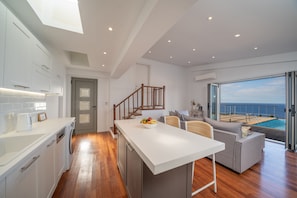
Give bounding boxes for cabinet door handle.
[47,140,55,147]
[41,65,49,70]
[14,84,30,89]
[13,22,30,39]
[126,143,133,152]
[21,155,40,172]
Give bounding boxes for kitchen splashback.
[0,88,46,134]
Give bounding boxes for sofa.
[160,110,265,173]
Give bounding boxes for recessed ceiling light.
[103,51,107,55]
[187,61,191,64]
[102,64,105,67]
[108,27,113,31]
[234,34,241,38]
[192,48,196,52]
[148,50,152,54]
[212,56,216,59]
[208,16,213,21]
[168,40,171,43]
[169,56,173,59]
[254,47,258,50]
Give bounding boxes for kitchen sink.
[0,134,44,166]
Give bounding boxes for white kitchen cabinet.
[50,73,64,95]
[6,150,40,198]
[0,1,6,87]
[4,9,32,90]
[32,37,52,71]
[38,135,56,198]
[31,37,51,92]
[0,177,5,198]
[55,129,66,182]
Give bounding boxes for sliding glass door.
[286,71,297,151]
[207,83,220,120]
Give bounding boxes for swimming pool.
[254,119,286,130]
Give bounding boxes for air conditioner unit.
[194,72,216,81]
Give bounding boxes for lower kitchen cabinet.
[117,131,192,198]
[126,143,142,198]
[0,177,5,198]
[38,136,55,198]
[117,131,127,183]
[55,129,66,181]
[6,150,40,198]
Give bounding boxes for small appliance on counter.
[16,113,32,132]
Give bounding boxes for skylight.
[27,0,83,34]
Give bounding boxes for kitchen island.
[115,119,225,198]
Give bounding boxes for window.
[220,76,286,141]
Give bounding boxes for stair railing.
[113,84,165,134]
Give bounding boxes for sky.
[220,76,285,104]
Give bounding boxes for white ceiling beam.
[110,0,199,78]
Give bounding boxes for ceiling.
[2,0,297,78]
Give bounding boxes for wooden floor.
[53,132,297,198]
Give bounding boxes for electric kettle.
[16,113,32,132]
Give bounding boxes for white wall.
[187,51,297,111]
[110,59,188,123]
[141,58,188,111]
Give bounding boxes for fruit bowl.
[142,123,157,129]
[140,117,157,129]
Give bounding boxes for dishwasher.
[55,127,66,180]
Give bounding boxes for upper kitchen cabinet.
[0,1,6,87]
[32,37,52,71]
[31,37,52,92]
[50,72,64,95]
[4,9,33,90]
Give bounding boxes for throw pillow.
[169,111,177,116]
[241,126,253,138]
[175,110,184,121]
[175,110,189,121]
[204,117,243,137]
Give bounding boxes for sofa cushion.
[204,117,243,137]
[183,115,204,121]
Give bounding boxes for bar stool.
[185,120,217,196]
[164,115,180,128]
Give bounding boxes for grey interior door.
[71,78,97,134]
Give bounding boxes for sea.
[220,103,286,119]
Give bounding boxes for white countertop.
[115,119,225,175]
[0,117,75,180]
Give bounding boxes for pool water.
[254,119,286,130]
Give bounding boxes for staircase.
[112,84,165,136]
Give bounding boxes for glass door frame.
[207,83,220,120]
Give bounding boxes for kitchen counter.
[115,119,225,175]
[115,119,225,198]
[0,117,75,180]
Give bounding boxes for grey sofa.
[204,117,265,173]
[160,113,265,173]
